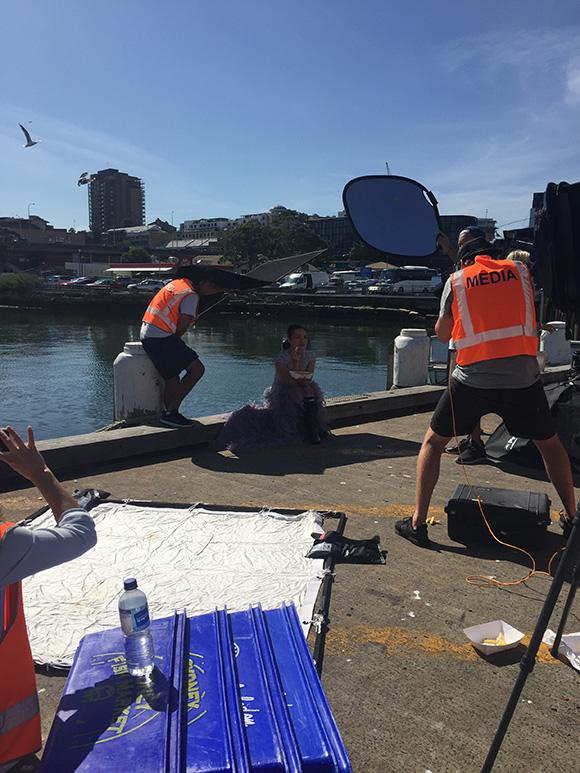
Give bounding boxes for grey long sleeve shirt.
[0,509,96,773]
[0,508,97,631]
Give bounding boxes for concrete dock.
[1,406,579,772]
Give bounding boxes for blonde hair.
[506,249,530,263]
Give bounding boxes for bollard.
[393,329,430,387]
[536,351,546,373]
[113,342,164,422]
[539,321,571,366]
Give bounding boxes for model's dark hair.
[282,324,308,349]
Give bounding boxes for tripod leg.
[481,510,580,773]
[550,557,579,656]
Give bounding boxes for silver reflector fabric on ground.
[23,503,325,668]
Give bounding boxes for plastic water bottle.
[118,577,155,677]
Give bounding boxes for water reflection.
[0,307,396,440]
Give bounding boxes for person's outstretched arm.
[0,426,97,586]
[0,426,79,522]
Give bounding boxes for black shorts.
[141,335,199,380]
[430,378,555,441]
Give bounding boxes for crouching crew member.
[140,267,227,428]
[395,237,577,547]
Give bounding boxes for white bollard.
[393,329,430,387]
[113,342,164,421]
[539,321,571,366]
[536,351,546,373]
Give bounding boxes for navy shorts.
[430,378,555,441]
[141,335,199,380]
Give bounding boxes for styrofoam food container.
[561,633,580,654]
[463,619,525,655]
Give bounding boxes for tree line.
[217,208,327,270]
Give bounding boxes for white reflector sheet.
[24,503,325,668]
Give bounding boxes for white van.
[330,270,358,284]
[278,271,329,291]
[368,266,441,295]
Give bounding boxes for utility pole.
[385,162,391,175]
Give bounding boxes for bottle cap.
[123,577,137,591]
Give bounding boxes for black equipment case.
[445,485,551,549]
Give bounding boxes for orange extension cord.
[446,366,564,588]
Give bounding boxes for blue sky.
[1,0,579,231]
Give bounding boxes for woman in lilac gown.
[218,324,327,451]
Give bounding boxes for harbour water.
[0,306,397,440]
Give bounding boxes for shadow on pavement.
[486,458,580,488]
[426,531,579,618]
[191,432,422,476]
[430,529,567,571]
[473,643,528,667]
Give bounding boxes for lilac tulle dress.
[217,348,327,452]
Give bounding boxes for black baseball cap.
[459,226,486,240]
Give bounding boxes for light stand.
[481,506,580,773]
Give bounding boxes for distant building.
[234,211,272,226]
[475,218,497,240]
[180,217,230,240]
[307,213,356,258]
[529,192,545,228]
[104,219,176,249]
[0,215,86,246]
[503,226,534,243]
[180,210,278,239]
[439,215,478,246]
[88,168,145,234]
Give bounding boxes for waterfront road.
[2,411,579,772]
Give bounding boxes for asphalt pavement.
[2,410,578,772]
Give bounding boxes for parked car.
[85,277,132,289]
[127,278,167,293]
[329,270,359,284]
[344,278,375,294]
[44,274,75,285]
[278,271,329,291]
[367,267,441,295]
[59,276,98,286]
[315,277,347,294]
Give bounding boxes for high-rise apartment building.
[88,168,145,234]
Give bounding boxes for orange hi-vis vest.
[0,523,41,767]
[142,278,199,335]
[450,255,538,366]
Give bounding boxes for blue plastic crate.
[41,613,183,772]
[42,606,351,773]
[181,608,249,772]
[224,605,350,772]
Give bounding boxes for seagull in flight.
[19,123,39,148]
[77,171,96,186]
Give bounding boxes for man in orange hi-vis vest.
[395,237,577,547]
[0,426,96,771]
[141,266,228,428]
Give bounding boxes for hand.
[291,345,304,364]
[436,232,452,255]
[0,426,48,484]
